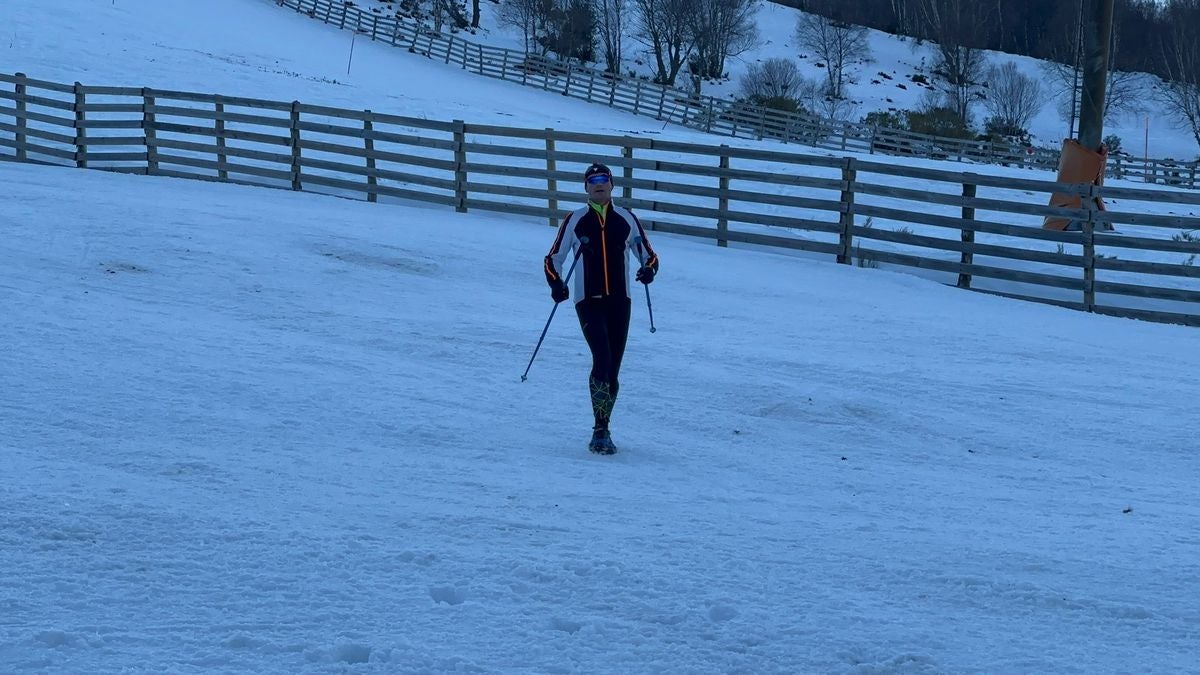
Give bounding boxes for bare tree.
[795,13,870,99]
[689,0,760,81]
[981,62,1042,135]
[1154,0,1200,149]
[916,0,990,126]
[1041,60,1146,129]
[472,0,481,28]
[631,0,695,85]
[739,57,807,108]
[498,0,547,54]
[593,0,628,74]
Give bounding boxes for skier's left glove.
[635,265,656,285]
[549,279,569,303]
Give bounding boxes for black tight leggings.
[575,296,632,428]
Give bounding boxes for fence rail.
[3,71,1200,326]
[275,0,1200,189]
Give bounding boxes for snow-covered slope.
[3,1,1200,671]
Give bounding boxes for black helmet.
[584,163,612,180]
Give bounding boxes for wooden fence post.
[717,147,730,248]
[837,157,857,265]
[143,89,157,175]
[73,82,87,169]
[1082,185,1097,312]
[957,181,977,288]
[705,99,715,133]
[621,145,634,202]
[364,110,377,203]
[656,87,666,120]
[633,80,642,115]
[215,99,227,181]
[453,119,467,212]
[14,72,27,162]
[756,107,766,140]
[445,35,454,64]
[371,14,379,40]
[290,101,302,191]
[546,128,557,226]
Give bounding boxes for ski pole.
[520,236,588,382]
[634,236,657,333]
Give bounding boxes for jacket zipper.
[599,210,610,294]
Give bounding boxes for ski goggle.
[586,174,612,185]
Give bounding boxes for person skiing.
[543,162,659,454]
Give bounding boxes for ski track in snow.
[2,165,1199,673]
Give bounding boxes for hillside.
[383,0,1196,161]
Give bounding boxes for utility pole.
[1077,0,1115,151]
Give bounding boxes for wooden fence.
[276,0,1200,189]
[2,72,1200,326]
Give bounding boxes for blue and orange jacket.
[544,201,659,303]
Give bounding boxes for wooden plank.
[0,73,75,92]
[77,85,144,96]
[363,111,376,203]
[651,160,844,190]
[1093,232,1200,254]
[1098,209,1200,230]
[854,202,1073,238]
[720,208,841,234]
[73,82,86,168]
[77,119,143,130]
[1093,279,1200,302]
[12,74,26,161]
[1095,256,1200,278]
[15,106,75,127]
[453,120,467,212]
[838,157,856,264]
[0,90,75,110]
[0,120,75,145]
[958,182,977,288]
[0,139,76,160]
[151,89,292,111]
[151,121,291,147]
[303,120,455,151]
[857,247,1084,290]
[301,156,457,190]
[79,135,146,146]
[969,286,1085,311]
[147,104,292,128]
[856,225,1082,267]
[463,198,557,219]
[154,152,294,181]
[154,136,291,164]
[369,182,459,207]
[466,182,567,201]
[81,151,148,163]
[80,102,145,113]
[724,229,842,257]
[1091,305,1200,327]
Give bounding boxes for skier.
[543,163,659,454]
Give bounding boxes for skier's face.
[585,173,612,204]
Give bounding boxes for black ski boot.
[589,426,617,455]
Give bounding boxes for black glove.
[550,279,569,303]
[635,265,656,285]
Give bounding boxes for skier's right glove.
[549,279,569,303]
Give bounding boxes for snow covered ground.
[3,0,1200,672]
[4,152,1200,674]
